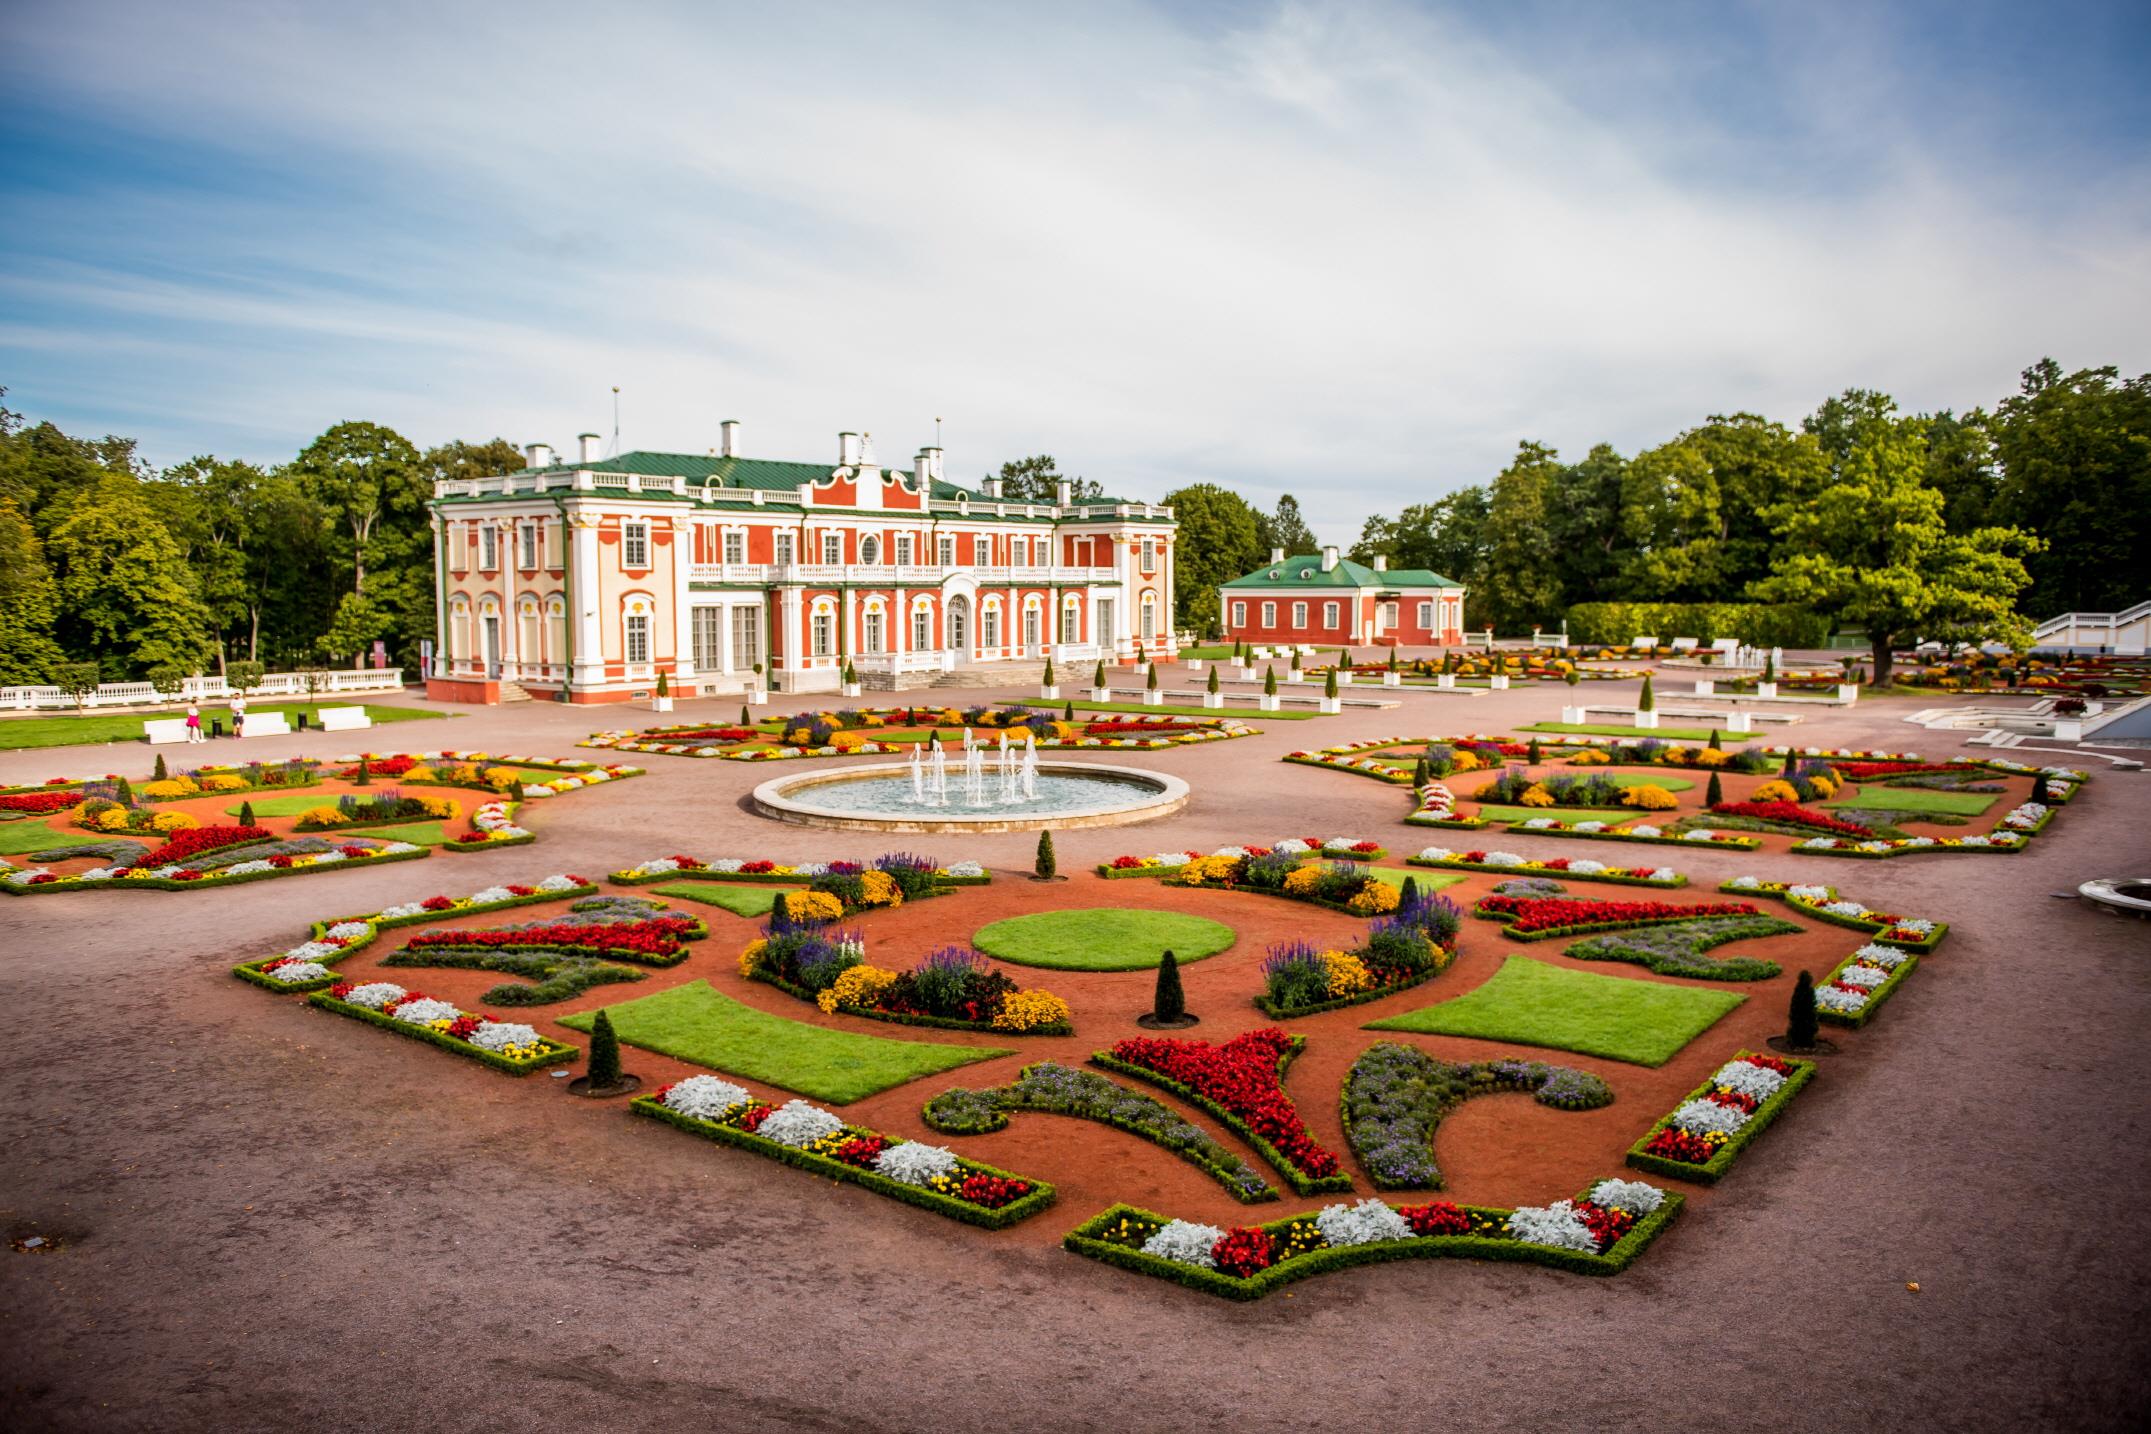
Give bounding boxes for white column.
[569,512,604,687]
[673,517,697,678]
[893,588,908,663]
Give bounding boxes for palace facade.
[1219,547,1466,648]
[426,425,1177,703]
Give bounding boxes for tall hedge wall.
[1565,603,1830,648]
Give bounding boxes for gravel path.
[2,675,2147,1433]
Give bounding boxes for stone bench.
[143,718,190,745]
[317,705,373,732]
[237,713,291,739]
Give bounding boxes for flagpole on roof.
[610,386,621,457]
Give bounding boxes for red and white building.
[1219,546,1466,648]
[426,425,1178,702]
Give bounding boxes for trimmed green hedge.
[1093,1037,1353,1197]
[230,884,601,992]
[1473,902,1766,944]
[1719,883,1949,950]
[2,842,430,897]
[1625,1051,1816,1183]
[304,992,578,1074]
[1282,754,1416,785]
[611,866,990,889]
[1063,1188,1685,1299]
[1566,602,1828,648]
[631,1097,1056,1229]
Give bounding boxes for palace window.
[1418,601,1434,629]
[1292,601,1308,629]
[724,529,745,564]
[622,522,648,569]
[692,608,723,671]
[862,606,884,653]
[1261,602,1276,627]
[822,533,842,564]
[775,532,795,565]
[625,613,650,664]
[1231,602,1247,628]
[811,609,834,657]
[1140,538,1156,575]
[860,535,880,565]
[896,534,914,565]
[913,606,932,650]
[517,522,537,570]
[938,536,955,567]
[479,525,498,571]
[1060,602,1080,644]
[1325,601,1340,629]
[974,536,990,566]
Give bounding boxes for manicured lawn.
[1474,803,1638,824]
[1366,867,1468,893]
[972,908,1235,970]
[1606,773,1694,791]
[223,794,337,818]
[559,981,1009,1103]
[1519,722,1726,741]
[649,880,786,917]
[337,820,454,846]
[0,701,449,751]
[1828,786,1997,817]
[0,818,104,855]
[1364,955,1743,1066]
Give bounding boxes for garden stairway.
[496,680,536,703]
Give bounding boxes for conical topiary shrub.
[1787,971,1819,1050]
[1412,755,1430,788]
[1565,668,1580,688]
[1207,666,1220,694]
[1638,674,1655,712]
[239,800,256,828]
[1706,772,1723,806]
[1782,747,1798,777]
[1153,949,1186,1023]
[656,670,669,697]
[1324,668,1338,699]
[1400,876,1419,907]
[1263,666,1278,696]
[1527,737,1542,764]
[355,757,371,786]
[1043,658,1055,688]
[1291,649,1302,671]
[1063,700,1075,720]
[1034,829,1058,879]
[2031,772,2050,805]
[1763,652,1776,681]
[1708,728,1722,750]
[740,704,751,724]
[1146,663,1159,691]
[587,1009,623,1089]
[1093,660,1107,689]
[116,776,135,806]
[153,753,169,781]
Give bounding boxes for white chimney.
[1373,554,1388,572]
[1056,479,1072,507]
[578,432,602,463]
[1270,546,1285,564]
[720,419,741,458]
[982,474,1003,499]
[524,442,554,469]
[927,447,944,482]
[1320,545,1339,572]
[838,431,862,467]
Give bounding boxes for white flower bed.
[1647,867,1676,882]
[1626,824,1661,838]
[224,860,275,876]
[1712,1059,1787,1101]
[1788,885,1831,902]
[1836,963,1889,988]
[874,1142,959,1187]
[1588,1178,1665,1215]
[1481,851,1525,867]
[1814,984,1867,1013]
[1506,1200,1597,1252]
[1669,1100,1747,1136]
[390,997,461,1026]
[661,1075,752,1120]
[282,940,342,963]
[341,982,407,1010]
[1852,942,1909,968]
[537,874,582,892]
[378,901,426,919]
[468,1021,543,1052]
[756,1099,843,1148]
[1574,820,1607,832]
[1821,900,1866,916]
[1569,859,1606,875]
[266,960,330,984]
[325,921,371,940]
[1151,852,1192,867]
[1417,847,1453,862]
[467,886,517,906]
[1314,1199,1411,1247]
[1141,1219,1226,1268]
[1681,829,1716,842]
[1726,875,1763,889]
[1522,817,1559,829]
[1894,917,1935,935]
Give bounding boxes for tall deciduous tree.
[1349,486,1489,588]
[290,421,422,597]
[986,454,1101,503]
[1621,415,1827,602]
[1989,359,2151,616]
[0,498,64,682]
[1475,442,1564,632]
[1545,442,1628,608]
[1751,408,2038,685]
[1159,483,1265,634]
[45,477,213,677]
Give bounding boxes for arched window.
[912,597,934,652]
[981,597,1002,650]
[861,599,886,654]
[946,595,970,653]
[545,597,566,668]
[622,595,655,665]
[1140,592,1157,640]
[809,597,838,658]
[1060,596,1081,645]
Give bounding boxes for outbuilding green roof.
[1221,554,1462,589]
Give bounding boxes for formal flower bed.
[1811,942,1921,1025]
[742,930,1072,1034]
[294,793,462,831]
[0,790,87,814]
[1498,819,1763,851]
[1405,781,1490,829]
[1064,1178,1681,1297]
[306,982,578,1073]
[1707,800,1873,837]
[1272,835,1387,861]
[1408,848,1685,888]
[585,710,1252,760]
[923,1062,1278,1202]
[1627,1052,1815,1183]
[1343,1042,1614,1189]
[1718,879,1946,949]
[1282,738,1423,785]
[634,1076,1055,1229]
[612,852,990,887]
[4,832,429,895]
[231,874,598,990]
[1095,1028,1350,1195]
[401,912,703,966]
[1786,799,2054,858]
[1256,893,1462,1018]
[1473,893,1764,940]
[440,800,534,850]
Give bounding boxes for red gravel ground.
[2,672,2148,1432]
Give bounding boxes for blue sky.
[3,0,2146,540]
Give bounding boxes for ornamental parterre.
[231,875,598,990]
[1628,1052,1816,1182]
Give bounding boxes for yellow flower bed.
[855,869,903,907]
[818,964,898,1013]
[738,938,769,977]
[1750,779,1799,803]
[780,890,845,924]
[200,773,248,792]
[301,806,348,826]
[483,766,521,791]
[1517,784,1556,807]
[139,778,199,798]
[1320,949,1372,996]
[1169,855,1243,887]
[1282,865,1324,897]
[151,810,199,833]
[1621,784,1679,810]
[992,988,1072,1032]
[1568,748,1611,766]
[1346,883,1400,915]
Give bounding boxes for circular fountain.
[751,729,1187,833]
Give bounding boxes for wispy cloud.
[2,0,2146,538]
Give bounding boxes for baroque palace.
[425,424,1178,703]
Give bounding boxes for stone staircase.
[924,661,1049,691]
[497,680,536,703]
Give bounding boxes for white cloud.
[2,0,2146,540]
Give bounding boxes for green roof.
[1221,553,1462,590]
[522,449,1147,510]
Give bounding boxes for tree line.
[0,394,519,686]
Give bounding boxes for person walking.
[185,703,202,744]
[228,692,246,738]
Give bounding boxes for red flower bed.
[831,1135,891,1169]
[1398,1200,1472,1237]
[1574,1201,1636,1250]
[1084,719,1186,736]
[736,1103,774,1134]
[403,917,698,959]
[339,755,422,778]
[129,824,271,869]
[1211,1226,1276,1277]
[1108,1027,1341,1179]
[1640,1128,1718,1165]
[655,728,757,743]
[1828,761,1963,781]
[955,1173,1033,1209]
[0,791,81,814]
[1709,800,1873,837]
[1742,1052,1797,1075]
[740,859,778,874]
[1474,894,1760,934]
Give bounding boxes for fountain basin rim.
[751,761,1189,833]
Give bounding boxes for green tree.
[1159,483,1265,633]
[1349,486,1489,587]
[1545,443,1629,608]
[586,1009,624,1089]
[986,454,1100,504]
[1786,971,1819,1050]
[322,592,387,665]
[1621,416,1827,602]
[1258,494,1317,556]
[1475,442,1564,631]
[1989,359,2151,615]
[1152,949,1186,1023]
[45,478,212,677]
[1750,408,2038,686]
[0,498,63,682]
[1034,830,1058,879]
[289,421,423,598]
